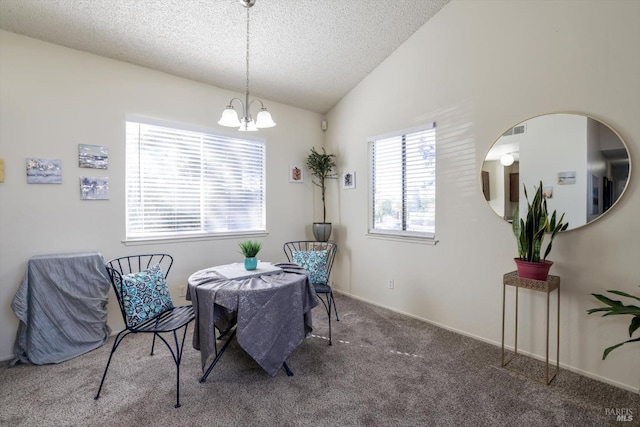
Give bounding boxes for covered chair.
[95,254,195,408]
[283,241,338,345]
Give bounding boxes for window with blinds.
[126,118,266,240]
[369,123,436,239]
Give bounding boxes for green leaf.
[602,336,640,360]
[607,290,640,303]
[591,293,623,308]
[238,240,262,257]
[601,307,640,317]
[543,242,553,260]
[589,288,640,359]
[602,342,626,359]
[586,307,612,315]
[629,316,640,337]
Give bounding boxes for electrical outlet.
[179,285,187,297]
[387,279,394,289]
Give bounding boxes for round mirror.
[482,113,631,230]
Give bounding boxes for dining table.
[186,262,318,381]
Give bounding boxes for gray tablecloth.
[11,252,111,365]
[187,263,318,376]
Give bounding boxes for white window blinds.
[369,123,436,238]
[126,119,266,239]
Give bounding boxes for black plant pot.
[312,223,332,242]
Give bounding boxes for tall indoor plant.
[512,181,568,280]
[306,147,337,241]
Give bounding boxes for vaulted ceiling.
[0,0,450,113]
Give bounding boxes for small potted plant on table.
[239,240,261,271]
[512,181,568,281]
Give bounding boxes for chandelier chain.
[245,6,250,100]
[218,0,275,130]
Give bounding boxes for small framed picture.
[289,166,303,183]
[80,177,109,200]
[79,144,108,169]
[342,171,356,189]
[558,171,576,185]
[543,186,553,199]
[26,158,62,184]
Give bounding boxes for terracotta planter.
[514,258,553,281]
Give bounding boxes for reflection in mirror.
[482,113,631,230]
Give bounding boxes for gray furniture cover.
[11,252,111,365]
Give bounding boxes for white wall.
[325,0,640,392]
[519,114,587,228]
[0,31,324,361]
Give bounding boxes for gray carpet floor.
[1,293,638,426]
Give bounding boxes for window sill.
[366,231,438,245]
[123,231,269,246]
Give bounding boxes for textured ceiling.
[0,0,450,113]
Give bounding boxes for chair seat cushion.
[313,283,331,294]
[115,263,174,327]
[292,250,328,285]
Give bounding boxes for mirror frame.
[481,112,632,231]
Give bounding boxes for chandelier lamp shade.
[218,0,276,132]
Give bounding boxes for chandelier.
[218,0,276,131]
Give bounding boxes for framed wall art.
[26,158,62,184]
[79,144,108,169]
[80,176,109,200]
[342,171,356,189]
[289,165,303,183]
[557,171,576,185]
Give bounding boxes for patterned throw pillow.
[114,263,174,327]
[292,250,328,285]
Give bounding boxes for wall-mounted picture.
[26,158,62,184]
[342,171,356,189]
[80,176,109,200]
[79,144,108,169]
[543,186,553,199]
[557,171,576,185]
[289,165,303,183]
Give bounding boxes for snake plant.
[512,181,568,262]
[587,287,640,359]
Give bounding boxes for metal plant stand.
[501,271,560,385]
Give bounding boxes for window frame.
[124,116,267,243]
[367,122,436,242]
